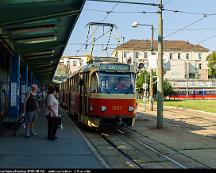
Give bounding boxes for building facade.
[112,40,210,80]
[53,56,88,82]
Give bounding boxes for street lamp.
[131,21,154,52]
[132,21,154,111]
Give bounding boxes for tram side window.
[189,90,194,94]
[76,76,80,92]
[206,91,211,95]
[90,72,98,93]
[179,90,186,95]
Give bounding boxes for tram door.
[79,74,84,119]
[79,73,89,123]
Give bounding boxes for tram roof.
[0,0,85,84]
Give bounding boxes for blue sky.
[63,0,216,56]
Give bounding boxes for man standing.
[24,84,39,137]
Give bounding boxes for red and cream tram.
[60,57,137,128]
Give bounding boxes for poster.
[11,82,17,106]
[149,55,158,69]
[21,84,26,103]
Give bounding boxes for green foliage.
[163,79,174,98]
[136,70,149,97]
[136,70,174,98]
[136,70,148,90]
[206,52,216,77]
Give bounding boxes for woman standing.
[45,85,59,140]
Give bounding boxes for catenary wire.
[76,0,122,56]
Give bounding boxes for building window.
[135,52,139,58]
[124,51,127,58]
[198,53,202,59]
[169,53,173,60]
[189,73,195,79]
[144,52,148,59]
[186,53,189,60]
[178,53,181,59]
[198,63,202,69]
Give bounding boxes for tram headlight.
[128,106,134,112]
[101,106,107,112]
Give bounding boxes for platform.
[0,108,108,169]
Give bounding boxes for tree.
[136,70,149,97]
[136,70,174,99]
[206,52,216,78]
[163,79,174,99]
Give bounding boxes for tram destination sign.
[99,64,130,71]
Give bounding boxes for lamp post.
[132,21,154,111]
[143,76,147,111]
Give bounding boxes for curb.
[138,103,216,116]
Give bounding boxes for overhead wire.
[76,0,122,56]
[197,34,216,45]
[163,8,216,16]
[78,1,216,53]
[164,16,208,39]
[154,27,216,31]
[84,8,158,14]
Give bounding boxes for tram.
[60,57,137,128]
[171,88,216,99]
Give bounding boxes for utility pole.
[157,0,163,129]
[122,36,125,63]
[186,60,189,99]
[149,25,154,111]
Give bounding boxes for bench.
[0,116,20,137]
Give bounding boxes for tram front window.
[99,73,135,94]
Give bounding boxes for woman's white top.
[45,94,59,117]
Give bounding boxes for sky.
[63,0,216,57]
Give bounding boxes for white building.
[62,56,88,75]
[53,56,88,82]
[112,40,210,80]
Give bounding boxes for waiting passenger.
[23,84,39,137]
[45,86,60,140]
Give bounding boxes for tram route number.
[112,106,123,110]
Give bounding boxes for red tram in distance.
[171,88,216,99]
[60,57,137,128]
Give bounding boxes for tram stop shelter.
[0,0,85,117]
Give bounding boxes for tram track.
[121,125,215,168]
[99,132,143,169]
[115,126,187,169]
[100,126,188,169]
[121,118,213,168]
[68,110,213,168]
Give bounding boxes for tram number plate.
[112,106,123,110]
